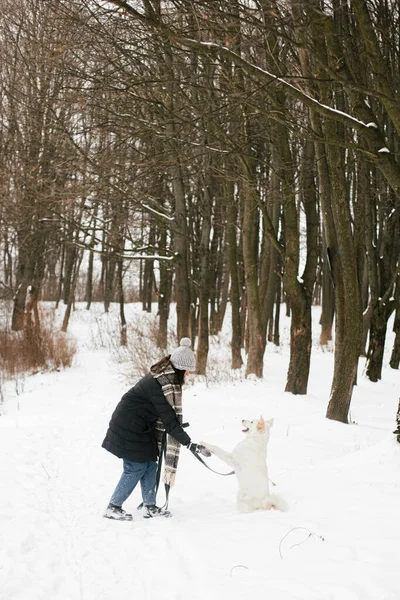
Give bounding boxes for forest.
[0,0,399,424]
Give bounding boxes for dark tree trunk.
[85,203,98,311]
[12,281,30,332]
[104,253,118,313]
[12,229,46,331]
[390,282,400,369]
[24,284,40,337]
[361,303,373,357]
[389,331,400,370]
[117,260,127,346]
[241,165,264,378]
[86,249,94,310]
[173,201,190,340]
[61,250,83,333]
[325,144,362,423]
[162,40,191,340]
[273,276,282,346]
[157,220,171,350]
[196,172,212,375]
[215,244,230,333]
[285,296,312,394]
[366,300,395,381]
[142,225,156,313]
[63,245,75,305]
[209,201,223,335]
[227,182,243,369]
[55,244,65,310]
[279,130,318,395]
[320,239,334,346]
[142,258,154,313]
[261,168,280,343]
[296,0,362,421]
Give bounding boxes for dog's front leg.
[200,442,236,468]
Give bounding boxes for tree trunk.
[320,243,334,346]
[361,303,373,357]
[142,224,156,313]
[12,230,46,331]
[283,137,318,395]
[296,0,362,420]
[63,244,76,305]
[227,181,243,369]
[215,243,230,334]
[325,143,362,423]
[390,280,400,369]
[162,40,191,339]
[158,219,171,350]
[285,296,312,394]
[86,249,94,310]
[55,244,65,310]
[61,250,83,333]
[261,168,280,342]
[391,333,400,370]
[241,164,264,378]
[273,277,282,346]
[366,300,395,381]
[209,201,224,335]
[196,172,212,375]
[117,260,127,346]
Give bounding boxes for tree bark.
[117,259,127,346]
[366,300,395,381]
[390,278,400,369]
[283,137,318,395]
[61,249,83,333]
[227,179,243,369]
[196,171,212,375]
[325,142,362,423]
[241,163,264,378]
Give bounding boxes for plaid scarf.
[150,357,183,488]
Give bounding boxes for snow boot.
[143,504,172,519]
[103,504,133,521]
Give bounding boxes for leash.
[137,426,235,513]
[137,429,170,512]
[156,430,170,509]
[190,449,235,476]
[190,451,276,485]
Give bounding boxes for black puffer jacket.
[102,373,191,462]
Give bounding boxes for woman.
[102,337,210,521]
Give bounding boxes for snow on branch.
[187,40,372,130]
[123,253,175,260]
[73,241,175,261]
[141,202,175,221]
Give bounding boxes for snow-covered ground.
[0,303,399,600]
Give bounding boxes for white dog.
[201,416,284,513]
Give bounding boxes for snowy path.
[1,306,399,600]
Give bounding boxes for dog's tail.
[263,493,288,512]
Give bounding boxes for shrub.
[0,306,77,381]
[110,313,177,380]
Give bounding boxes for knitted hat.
[170,337,196,372]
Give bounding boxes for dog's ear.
[256,416,265,432]
[265,417,274,428]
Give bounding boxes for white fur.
[201,416,285,513]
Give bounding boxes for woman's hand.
[186,442,212,457]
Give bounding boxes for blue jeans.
[110,459,157,507]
